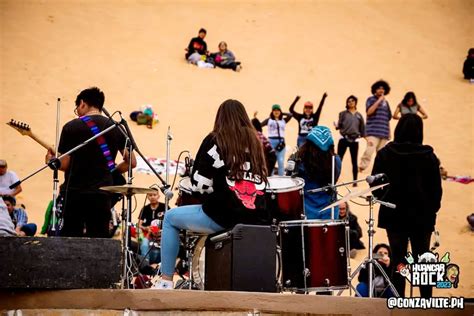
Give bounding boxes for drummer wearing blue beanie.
[294,126,341,219]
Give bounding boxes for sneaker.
[151,279,174,290]
[236,65,242,72]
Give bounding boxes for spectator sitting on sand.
[185,28,208,61]
[462,48,474,80]
[211,41,242,72]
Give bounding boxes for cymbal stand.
[164,127,172,215]
[50,98,61,235]
[121,138,135,289]
[345,196,400,298]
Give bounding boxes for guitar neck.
[29,133,54,152]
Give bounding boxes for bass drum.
[191,236,207,289]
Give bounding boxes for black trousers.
[386,229,432,298]
[337,138,359,181]
[216,61,241,71]
[61,191,112,238]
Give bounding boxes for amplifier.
[205,224,277,292]
[0,236,121,289]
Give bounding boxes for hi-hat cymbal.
[100,184,158,195]
[319,183,389,212]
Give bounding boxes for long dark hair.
[298,141,335,185]
[401,91,418,107]
[213,99,268,181]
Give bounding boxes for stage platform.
[1,290,471,315]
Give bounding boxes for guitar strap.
[80,115,116,172]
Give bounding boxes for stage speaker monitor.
[205,224,277,292]
[0,236,121,289]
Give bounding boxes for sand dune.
[0,0,472,297]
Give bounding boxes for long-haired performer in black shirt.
[45,87,136,238]
[154,99,269,289]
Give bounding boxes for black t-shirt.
[289,95,326,136]
[190,134,268,229]
[58,115,126,192]
[138,203,166,227]
[186,37,207,58]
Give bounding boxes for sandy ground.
[0,0,472,297]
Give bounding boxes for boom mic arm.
[102,107,172,199]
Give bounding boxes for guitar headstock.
[7,119,32,136]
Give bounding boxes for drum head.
[267,176,304,193]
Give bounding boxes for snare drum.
[279,219,348,292]
[266,176,305,221]
[177,177,201,206]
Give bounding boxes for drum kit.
[171,174,398,296]
[99,171,399,296]
[95,119,396,296]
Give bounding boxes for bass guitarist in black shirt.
[45,87,136,238]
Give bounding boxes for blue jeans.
[297,135,307,148]
[161,204,223,277]
[269,138,286,176]
[20,223,37,236]
[140,237,161,264]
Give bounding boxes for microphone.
[184,156,194,177]
[366,173,386,184]
[285,152,299,176]
[161,185,174,200]
[285,160,295,175]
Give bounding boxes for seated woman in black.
[154,99,269,289]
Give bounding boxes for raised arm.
[289,95,302,118]
[313,92,328,125]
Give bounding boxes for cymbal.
[319,183,389,212]
[100,184,158,195]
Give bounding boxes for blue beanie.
[307,126,334,151]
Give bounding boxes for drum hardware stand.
[50,98,62,235]
[174,232,204,290]
[164,126,172,216]
[344,195,399,298]
[100,108,175,288]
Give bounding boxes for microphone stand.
[101,108,174,288]
[50,98,61,235]
[165,127,172,214]
[344,196,400,298]
[102,108,173,200]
